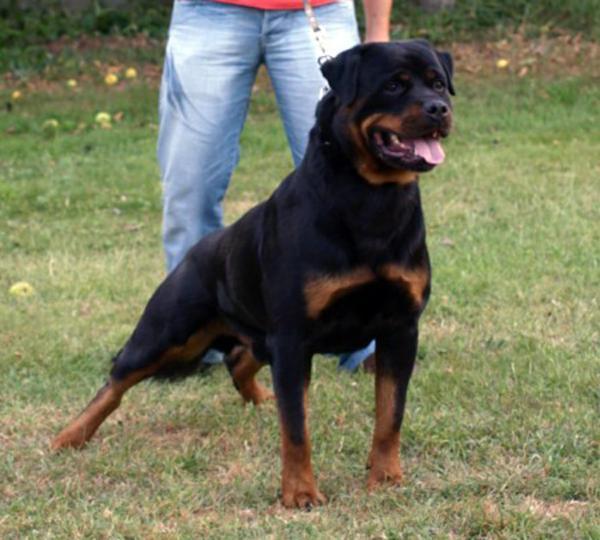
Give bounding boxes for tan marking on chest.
[304,267,375,319]
[380,264,429,307]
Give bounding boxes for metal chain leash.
[302,0,334,95]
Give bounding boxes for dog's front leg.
[270,336,326,508]
[367,324,418,490]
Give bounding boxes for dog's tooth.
[389,133,401,144]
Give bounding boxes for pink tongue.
[412,138,445,165]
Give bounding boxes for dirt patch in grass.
[451,31,600,78]
[2,32,598,94]
[522,496,590,519]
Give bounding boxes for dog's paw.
[240,381,275,406]
[282,486,327,509]
[50,427,88,451]
[366,464,403,491]
[250,384,275,406]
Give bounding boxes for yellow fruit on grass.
[11,90,22,101]
[9,281,35,297]
[67,79,78,88]
[104,73,119,86]
[95,112,111,124]
[94,112,112,129]
[496,58,509,69]
[125,67,137,79]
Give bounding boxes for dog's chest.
[303,264,429,321]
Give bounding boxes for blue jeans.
[157,0,374,370]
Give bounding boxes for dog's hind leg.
[225,346,274,405]
[50,363,154,451]
[51,257,224,450]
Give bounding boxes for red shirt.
[212,0,337,10]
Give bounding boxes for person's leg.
[158,1,263,271]
[263,0,360,166]
[338,341,375,372]
[265,2,373,370]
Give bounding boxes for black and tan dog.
[52,39,454,508]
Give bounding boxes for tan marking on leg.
[367,370,403,490]
[279,385,325,508]
[162,319,232,362]
[379,264,429,308]
[51,368,152,450]
[304,267,375,319]
[231,348,274,405]
[51,319,232,450]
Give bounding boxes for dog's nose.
[424,100,450,120]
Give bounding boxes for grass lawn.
[1,56,599,537]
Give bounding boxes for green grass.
[1,69,599,538]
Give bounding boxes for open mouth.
[371,129,446,171]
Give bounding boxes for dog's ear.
[320,47,361,105]
[436,50,455,95]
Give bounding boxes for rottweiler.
[52,39,454,508]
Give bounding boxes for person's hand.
[364,29,390,43]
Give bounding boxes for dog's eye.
[432,79,445,92]
[383,80,405,93]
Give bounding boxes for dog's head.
[319,39,454,185]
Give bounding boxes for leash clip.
[303,0,333,67]
[318,54,333,66]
